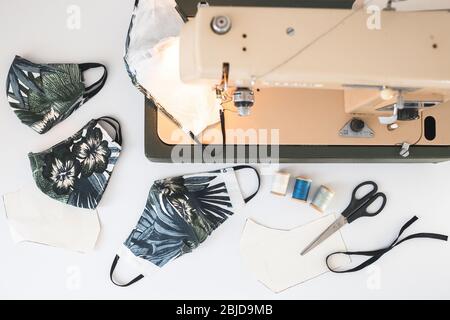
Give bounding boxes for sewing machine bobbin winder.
[145,0,450,163]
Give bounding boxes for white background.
[1,0,450,300]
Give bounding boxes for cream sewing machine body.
[171,6,450,147]
[146,2,450,162]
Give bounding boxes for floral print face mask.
[6,56,107,134]
[109,166,261,287]
[28,117,122,210]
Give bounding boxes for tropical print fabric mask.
[6,55,107,134]
[110,165,260,287]
[28,117,122,209]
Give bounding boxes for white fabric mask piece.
[125,0,183,69]
[136,37,221,136]
[240,215,350,293]
[2,184,100,253]
[124,0,221,136]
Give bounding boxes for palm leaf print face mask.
[110,166,261,287]
[6,56,107,134]
[28,117,122,210]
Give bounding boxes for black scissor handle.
[352,181,378,200]
[342,181,378,218]
[347,192,387,224]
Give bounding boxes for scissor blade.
[301,215,347,256]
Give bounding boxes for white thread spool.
[271,172,291,196]
[310,185,335,213]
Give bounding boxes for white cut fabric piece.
[124,0,221,136]
[125,0,183,69]
[240,215,351,293]
[134,37,221,135]
[2,184,100,253]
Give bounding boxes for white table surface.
[1,0,450,300]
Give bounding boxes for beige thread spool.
[271,172,291,196]
[310,185,335,213]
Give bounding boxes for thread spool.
[292,177,312,202]
[271,172,291,196]
[310,185,335,213]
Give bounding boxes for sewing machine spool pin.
[211,15,231,35]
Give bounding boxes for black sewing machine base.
[144,99,450,163]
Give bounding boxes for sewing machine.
[145,0,450,162]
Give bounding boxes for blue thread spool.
[292,177,312,202]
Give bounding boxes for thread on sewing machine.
[310,185,335,213]
[271,172,291,196]
[292,177,312,202]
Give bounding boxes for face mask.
[124,0,221,139]
[28,117,122,210]
[109,165,261,287]
[6,55,107,134]
[240,215,350,293]
[2,184,100,253]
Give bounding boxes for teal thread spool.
[292,177,312,202]
[310,185,335,213]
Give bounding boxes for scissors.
[301,181,387,256]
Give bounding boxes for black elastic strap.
[96,116,122,145]
[110,255,144,287]
[220,109,226,145]
[326,216,448,273]
[233,165,261,203]
[79,63,108,101]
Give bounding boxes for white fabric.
[125,0,221,136]
[240,215,351,293]
[136,37,221,135]
[2,184,100,253]
[117,245,160,277]
[222,168,246,210]
[125,0,183,68]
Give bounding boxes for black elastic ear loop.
[79,63,108,101]
[96,116,122,145]
[326,216,448,273]
[233,165,261,203]
[110,255,144,287]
